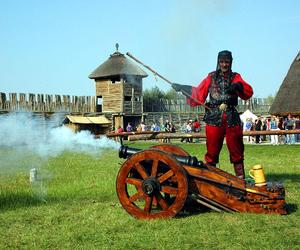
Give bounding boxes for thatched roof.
[65,115,111,124]
[269,51,300,116]
[89,51,148,80]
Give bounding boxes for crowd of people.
[117,119,200,135]
[114,119,203,143]
[243,114,300,145]
[115,115,299,146]
[123,119,202,135]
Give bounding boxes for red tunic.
[187,72,253,165]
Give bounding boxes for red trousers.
[205,113,244,165]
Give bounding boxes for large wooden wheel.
[116,149,188,219]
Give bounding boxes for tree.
[143,86,183,101]
[143,86,164,101]
[265,95,275,105]
[164,88,184,100]
[143,86,185,111]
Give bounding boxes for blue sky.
[0,0,299,98]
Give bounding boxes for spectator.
[116,126,124,143]
[262,119,267,141]
[285,114,296,145]
[151,123,156,131]
[126,122,133,132]
[151,122,161,132]
[155,123,161,132]
[270,116,279,145]
[278,116,285,144]
[141,121,146,132]
[164,120,171,143]
[295,116,300,142]
[170,122,176,133]
[164,120,171,132]
[254,118,262,144]
[136,124,142,132]
[192,118,201,143]
[181,120,193,143]
[117,126,123,133]
[244,118,253,143]
[192,118,201,132]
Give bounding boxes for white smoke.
[0,112,120,158]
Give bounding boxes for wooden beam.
[120,129,300,141]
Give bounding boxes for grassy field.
[0,142,299,249]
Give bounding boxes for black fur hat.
[217,50,233,61]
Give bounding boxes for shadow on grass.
[266,173,300,183]
[175,194,297,218]
[0,192,44,211]
[176,203,297,218]
[286,203,298,214]
[0,192,113,212]
[175,197,211,218]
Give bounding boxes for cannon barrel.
[119,145,205,168]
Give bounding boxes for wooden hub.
[142,177,160,195]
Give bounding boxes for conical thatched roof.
[89,50,148,80]
[269,51,300,116]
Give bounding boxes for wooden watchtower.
[89,44,148,130]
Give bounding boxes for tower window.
[96,96,103,112]
[97,96,103,105]
[111,76,121,83]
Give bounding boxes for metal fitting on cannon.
[119,145,141,159]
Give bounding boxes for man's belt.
[219,103,228,111]
[209,103,236,111]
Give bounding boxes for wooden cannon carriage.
[116,144,287,219]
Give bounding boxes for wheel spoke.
[126,177,142,188]
[152,196,158,207]
[135,162,149,179]
[129,191,143,202]
[156,192,169,210]
[150,159,159,177]
[161,185,178,195]
[144,196,153,213]
[157,170,174,184]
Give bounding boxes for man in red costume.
[172,50,253,178]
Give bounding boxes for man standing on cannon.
[172,50,253,179]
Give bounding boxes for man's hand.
[230,82,243,93]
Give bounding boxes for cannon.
[116,144,287,219]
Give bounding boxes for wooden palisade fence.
[0,92,96,113]
[0,92,271,115]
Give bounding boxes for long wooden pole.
[105,131,166,138]
[121,129,300,141]
[126,52,210,110]
[243,129,300,136]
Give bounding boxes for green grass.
[0,142,299,249]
